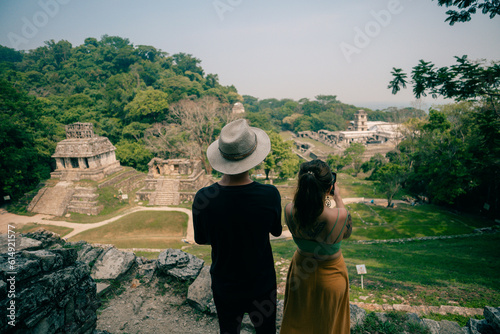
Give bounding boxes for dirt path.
[0,206,194,241]
[0,198,395,242]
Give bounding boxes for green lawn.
[270,233,500,309]
[15,223,73,237]
[347,202,485,241]
[68,211,188,249]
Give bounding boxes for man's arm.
[270,188,283,237]
[192,192,210,245]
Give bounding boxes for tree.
[389,56,500,116]
[315,95,337,105]
[143,123,187,159]
[0,79,60,202]
[0,45,23,63]
[434,0,500,25]
[262,132,299,179]
[115,139,153,172]
[170,96,234,173]
[326,154,347,172]
[373,163,408,207]
[124,88,169,123]
[343,143,366,176]
[361,153,386,177]
[172,53,204,76]
[122,122,150,141]
[388,9,499,214]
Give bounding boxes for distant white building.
[232,102,245,114]
[298,110,402,146]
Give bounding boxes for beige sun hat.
[206,119,271,175]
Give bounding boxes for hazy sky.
[1,0,499,110]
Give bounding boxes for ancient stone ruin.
[297,109,401,147]
[136,158,211,206]
[50,122,122,182]
[28,123,125,216]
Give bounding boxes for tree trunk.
[200,146,212,175]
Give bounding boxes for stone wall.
[0,230,100,334]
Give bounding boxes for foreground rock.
[157,248,204,281]
[0,232,99,333]
[91,248,136,280]
[187,266,216,314]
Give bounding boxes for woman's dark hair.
[293,159,334,230]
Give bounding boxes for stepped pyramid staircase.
[28,168,147,216]
[67,186,102,215]
[149,178,180,206]
[28,181,75,216]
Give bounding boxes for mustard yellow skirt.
[280,251,350,334]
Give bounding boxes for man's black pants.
[213,288,277,334]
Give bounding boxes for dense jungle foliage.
[0,36,498,218]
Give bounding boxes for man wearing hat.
[193,119,282,334]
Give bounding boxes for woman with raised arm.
[280,159,352,334]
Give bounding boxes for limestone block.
[136,260,156,284]
[50,248,78,267]
[407,312,422,324]
[78,244,104,267]
[22,229,64,249]
[157,249,204,281]
[484,306,500,332]
[187,266,215,314]
[438,320,463,334]
[22,250,63,272]
[422,318,440,334]
[167,253,204,281]
[29,307,64,334]
[2,256,42,282]
[96,283,110,296]
[157,248,189,272]
[0,244,98,334]
[0,234,42,254]
[91,248,136,280]
[350,303,367,328]
[467,318,494,334]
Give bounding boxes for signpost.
[356,264,367,289]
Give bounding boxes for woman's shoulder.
[323,206,349,222]
[324,205,347,214]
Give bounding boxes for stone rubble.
[0,230,99,334]
[156,248,204,281]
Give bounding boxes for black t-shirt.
[192,181,282,299]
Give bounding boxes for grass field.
[347,202,486,240]
[68,211,188,249]
[14,223,73,237]
[184,233,500,310]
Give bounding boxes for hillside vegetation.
[0,37,424,205]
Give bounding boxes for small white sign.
[356,264,367,275]
[3,196,10,201]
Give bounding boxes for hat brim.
[206,127,271,175]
